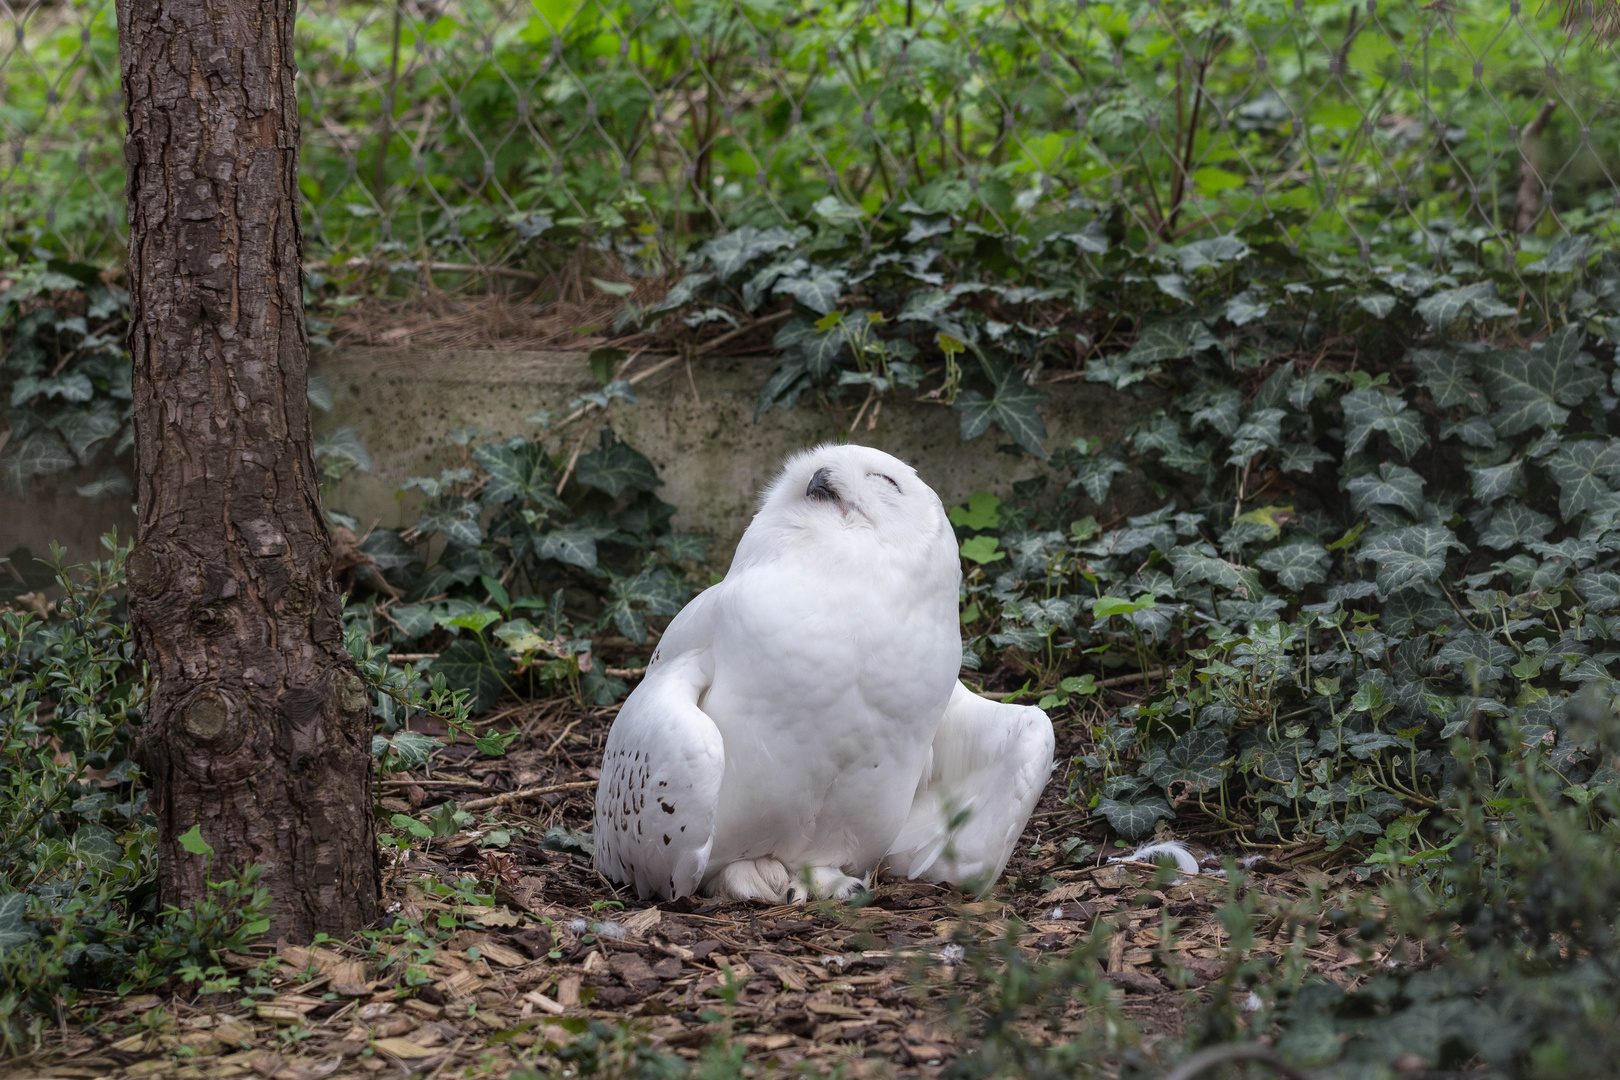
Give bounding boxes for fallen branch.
[460,780,597,813]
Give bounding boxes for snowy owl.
[593,444,1054,903]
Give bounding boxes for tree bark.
[119,0,378,938]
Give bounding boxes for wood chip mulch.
[8,699,1385,1080]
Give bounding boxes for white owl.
[593,444,1054,903]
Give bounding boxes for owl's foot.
[784,866,870,904]
[706,857,792,903]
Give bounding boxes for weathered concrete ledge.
[313,347,1150,561]
[5,346,1153,569]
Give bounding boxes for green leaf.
[1060,674,1098,696]
[473,442,566,511]
[0,430,75,499]
[1346,462,1426,517]
[1468,459,1524,504]
[1123,318,1203,366]
[1168,545,1263,599]
[313,426,372,472]
[1149,729,1229,793]
[536,527,606,572]
[1478,502,1556,551]
[1237,731,1306,782]
[959,535,1005,565]
[774,269,845,315]
[1358,527,1466,593]
[1256,541,1330,590]
[429,640,512,714]
[1408,348,1485,412]
[1354,292,1397,319]
[773,317,848,379]
[1524,234,1590,274]
[0,893,37,953]
[953,368,1050,459]
[1414,281,1515,333]
[1341,388,1428,459]
[657,532,710,562]
[76,471,133,499]
[701,225,797,281]
[1069,454,1127,503]
[604,566,686,644]
[1476,328,1604,436]
[1092,594,1157,619]
[1574,571,1620,613]
[54,402,123,463]
[575,431,661,496]
[73,825,123,871]
[1095,796,1173,841]
[1546,440,1620,517]
[390,603,440,638]
[376,730,441,769]
[443,610,501,634]
[949,491,1003,531]
[178,825,214,857]
[649,272,713,314]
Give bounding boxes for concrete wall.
[312,347,1151,563]
[4,346,1152,572]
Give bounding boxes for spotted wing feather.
[594,591,724,900]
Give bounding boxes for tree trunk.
[119,0,378,939]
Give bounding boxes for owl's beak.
[806,467,839,502]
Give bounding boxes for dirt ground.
[5,696,1375,1080]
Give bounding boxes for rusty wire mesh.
[2,0,1619,292]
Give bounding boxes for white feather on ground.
[593,444,1054,903]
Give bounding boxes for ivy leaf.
[536,527,608,572]
[1126,318,1204,366]
[1439,415,1497,447]
[1341,388,1428,459]
[950,491,1004,531]
[1574,571,1620,613]
[953,368,1049,459]
[473,442,566,511]
[0,430,76,499]
[576,430,661,496]
[1476,328,1604,436]
[1256,541,1330,590]
[1094,796,1173,841]
[1414,281,1515,333]
[376,730,441,770]
[429,640,512,714]
[1468,459,1524,504]
[1408,348,1486,412]
[1477,502,1555,550]
[0,893,36,953]
[177,825,214,857]
[699,225,796,280]
[1148,729,1229,793]
[774,269,845,315]
[603,566,686,643]
[53,402,123,463]
[959,535,1005,564]
[1436,632,1515,684]
[76,471,132,500]
[1358,527,1466,593]
[1346,462,1426,517]
[1069,454,1127,503]
[1190,390,1242,437]
[1523,234,1590,275]
[1546,440,1620,517]
[1354,293,1397,319]
[1237,730,1307,782]
[1168,544,1263,599]
[390,603,440,638]
[649,272,713,314]
[416,500,483,549]
[657,532,709,562]
[1176,235,1248,272]
[773,316,848,379]
[313,426,372,473]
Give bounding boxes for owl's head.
[750,443,953,557]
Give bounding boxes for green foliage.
[0,541,273,1053]
[341,418,707,714]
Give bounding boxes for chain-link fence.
[3,0,1619,291]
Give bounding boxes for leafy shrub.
[339,411,711,712]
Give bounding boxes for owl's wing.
[593,590,724,901]
[887,682,1054,890]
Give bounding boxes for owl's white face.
[754,443,952,555]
